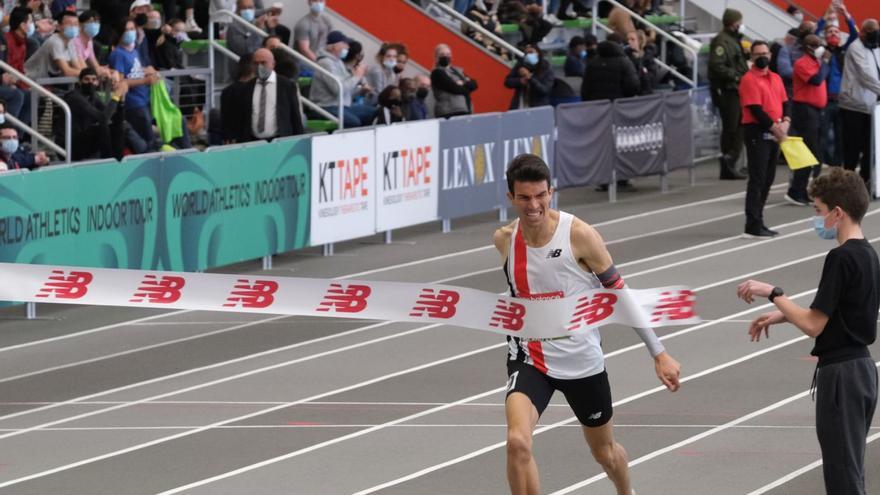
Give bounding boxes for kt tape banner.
[438,113,504,219]
[613,94,666,180]
[664,90,695,171]
[0,138,311,272]
[555,100,615,188]
[375,120,440,231]
[310,129,376,245]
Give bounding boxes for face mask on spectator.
[122,29,137,46]
[63,26,79,39]
[257,64,271,80]
[393,65,404,74]
[80,83,95,96]
[146,18,161,29]
[84,22,100,38]
[865,30,880,49]
[23,22,34,37]
[240,9,255,22]
[383,58,396,70]
[339,48,349,59]
[0,114,6,125]
[812,46,825,59]
[2,138,18,155]
[737,23,745,34]
[437,56,450,67]
[416,87,429,99]
[579,49,587,58]
[134,13,148,27]
[310,2,325,14]
[753,55,770,69]
[173,31,189,42]
[826,34,840,47]
[524,52,539,66]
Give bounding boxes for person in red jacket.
[786,34,831,206]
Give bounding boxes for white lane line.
[0,343,504,489]
[745,430,880,494]
[0,424,859,432]
[0,237,839,485]
[345,290,818,495]
[0,180,782,355]
[551,361,880,495]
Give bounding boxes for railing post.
[25,302,35,320]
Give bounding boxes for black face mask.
[79,83,96,96]
[437,56,450,67]
[134,13,148,27]
[753,56,770,69]
[864,30,880,49]
[416,87,429,99]
[392,65,404,74]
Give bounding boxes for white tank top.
[504,211,605,379]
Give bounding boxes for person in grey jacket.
[838,19,880,185]
[309,30,376,127]
[430,43,477,118]
[363,43,400,107]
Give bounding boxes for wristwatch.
[769,286,784,303]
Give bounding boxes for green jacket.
[708,30,748,90]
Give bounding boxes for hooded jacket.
[580,41,639,101]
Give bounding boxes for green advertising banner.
[0,137,310,272]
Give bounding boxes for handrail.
[592,0,698,88]
[35,67,215,86]
[211,9,345,129]
[426,0,525,61]
[0,59,71,163]
[5,112,65,157]
[779,0,819,22]
[205,33,339,124]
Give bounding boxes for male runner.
[493,154,682,495]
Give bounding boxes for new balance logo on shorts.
[506,371,519,392]
[546,249,563,259]
[587,411,602,420]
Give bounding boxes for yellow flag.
[780,136,818,170]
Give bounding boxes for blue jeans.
[0,86,25,123]
[125,105,156,152]
[322,104,378,128]
[453,0,474,14]
[821,99,843,167]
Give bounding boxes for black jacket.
[504,59,555,109]
[580,41,639,101]
[223,73,304,143]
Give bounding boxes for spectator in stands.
[220,52,254,143]
[91,0,129,47]
[62,67,126,160]
[374,85,405,125]
[625,29,657,95]
[608,0,637,40]
[580,38,638,101]
[264,3,291,46]
[776,21,816,97]
[399,76,429,121]
[162,0,201,34]
[310,31,377,127]
[0,122,48,171]
[225,48,303,142]
[49,0,74,18]
[109,18,160,152]
[465,1,507,59]
[24,11,85,79]
[787,34,830,206]
[556,0,591,21]
[708,8,748,180]
[364,43,399,107]
[227,0,266,57]
[293,0,332,63]
[155,17,187,70]
[518,4,552,48]
[839,18,880,186]
[74,10,109,77]
[431,43,477,118]
[342,40,374,105]
[819,7,857,169]
[21,0,50,23]
[564,35,587,78]
[270,47,297,79]
[504,44,554,109]
[391,42,409,76]
[739,40,789,238]
[263,35,282,50]
[208,0,236,35]
[0,7,36,125]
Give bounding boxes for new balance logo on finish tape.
[223,279,279,309]
[316,283,371,313]
[409,289,460,319]
[489,299,526,331]
[35,270,93,299]
[568,293,618,331]
[130,275,186,304]
[651,290,696,323]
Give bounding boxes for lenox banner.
[310,130,376,245]
[375,121,440,231]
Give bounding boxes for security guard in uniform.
[709,8,749,180]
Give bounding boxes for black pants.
[788,102,823,201]
[744,124,779,232]
[711,87,744,167]
[815,358,878,495]
[840,108,872,184]
[163,0,193,20]
[821,99,844,167]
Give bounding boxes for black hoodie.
[580,41,639,101]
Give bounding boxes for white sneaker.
[545,13,563,25]
[185,17,202,34]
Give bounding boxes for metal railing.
[0,59,72,163]
[210,10,344,128]
[742,0,800,28]
[426,0,525,63]
[592,0,699,88]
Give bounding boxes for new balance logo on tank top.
[504,212,605,379]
